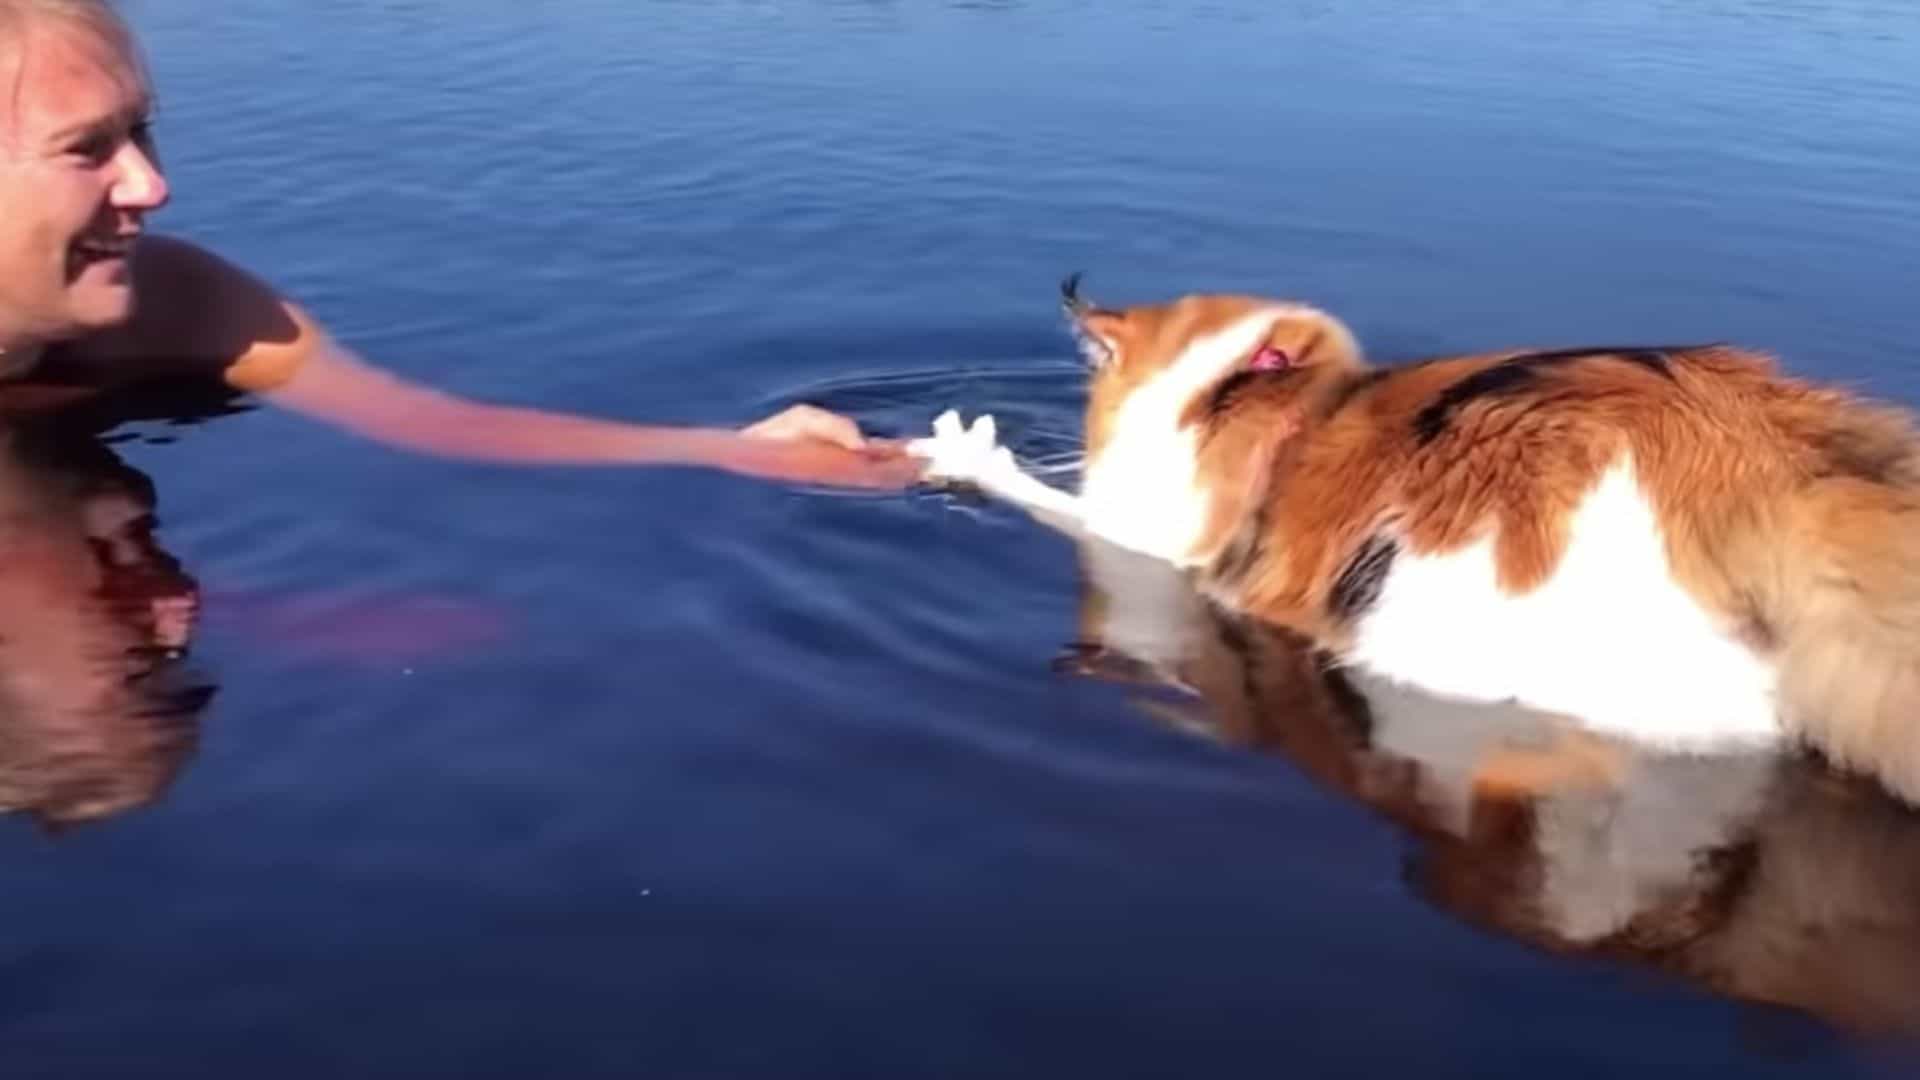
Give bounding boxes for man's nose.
[109,140,170,212]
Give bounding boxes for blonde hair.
[0,0,144,82]
[0,0,147,141]
[0,0,132,42]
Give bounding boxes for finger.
[852,437,915,464]
[809,410,867,451]
[743,404,868,449]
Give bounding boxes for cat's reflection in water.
[0,419,211,830]
[1060,534,1920,1037]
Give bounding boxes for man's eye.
[67,121,153,164]
[67,134,116,163]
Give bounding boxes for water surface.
[5,2,1920,1075]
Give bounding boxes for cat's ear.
[1071,312,1128,368]
[1061,272,1127,367]
[1252,308,1365,373]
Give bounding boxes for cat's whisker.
[1028,456,1085,478]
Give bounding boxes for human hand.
[726,404,927,490]
[740,403,870,450]
[723,435,927,491]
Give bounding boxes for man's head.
[0,1,167,349]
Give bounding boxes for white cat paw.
[908,408,1083,522]
[908,409,1011,487]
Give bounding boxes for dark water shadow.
[1059,533,1920,1045]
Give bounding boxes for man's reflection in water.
[1061,536,1920,1040]
[0,407,213,830]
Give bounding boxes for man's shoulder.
[72,234,280,379]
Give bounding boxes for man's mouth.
[73,234,139,263]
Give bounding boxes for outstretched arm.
[83,235,924,490]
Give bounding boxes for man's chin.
[69,286,139,333]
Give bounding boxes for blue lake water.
[6,1,1920,1075]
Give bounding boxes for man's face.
[0,20,169,346]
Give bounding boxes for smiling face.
[0,11,168,349]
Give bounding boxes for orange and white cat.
[910,276,1920,804]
